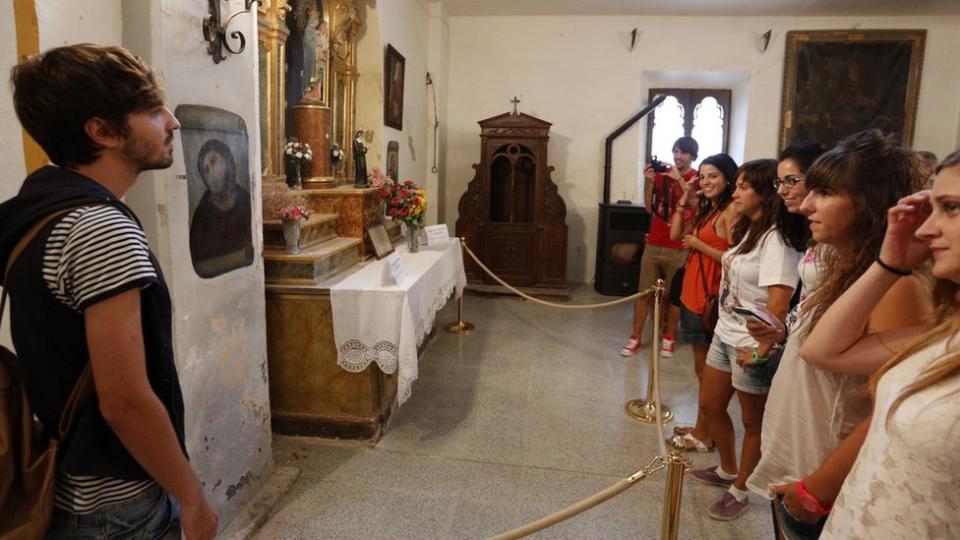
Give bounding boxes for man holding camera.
[621,136,699,358]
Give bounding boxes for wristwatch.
[796,479,833,516]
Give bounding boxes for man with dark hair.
[0,44,216,539]
[621,136,699,358]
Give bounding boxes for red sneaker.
[620,336,642,357]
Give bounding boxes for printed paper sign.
[384,251,408,286]
[425,224,450,247]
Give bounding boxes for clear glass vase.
[405,223,419,253]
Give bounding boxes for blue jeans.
[774,495,825,540]
[46,483,180,540]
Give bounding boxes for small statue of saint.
[353,130,368,187]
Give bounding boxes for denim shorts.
[679,303,712,345]
[705,334,781,394]
[46,483,181,540]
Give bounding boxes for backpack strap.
[1,206,95,440]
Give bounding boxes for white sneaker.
[659,337,675,358]
[620,337,642,357]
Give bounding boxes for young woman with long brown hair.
[744,131,930,539]
[666,153,739,452]
[690,159,808,521]
[795,149,960,538]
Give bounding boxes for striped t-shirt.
[44,205,159,514]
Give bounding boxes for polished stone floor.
[254,286,770,539]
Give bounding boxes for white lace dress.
[821,335,960,539]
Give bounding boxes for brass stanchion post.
[660,441,691,540]
[444,238,475,334]
[625,279,673,423]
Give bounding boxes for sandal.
[668,433,715,453]
[673,425,695,436]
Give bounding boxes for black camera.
[649,156,668,173]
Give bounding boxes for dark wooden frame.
[645,88,731,162]
[384,44,405,129]
[367,222,394,259]
[779,29,926,151]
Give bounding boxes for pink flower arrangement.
[277,204,310,222]
[369,167,393,190]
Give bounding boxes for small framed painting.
[384,44,405,129]
[367,222,395,259]
[386,140,399,181]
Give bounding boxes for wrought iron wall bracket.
[203,0,262,64]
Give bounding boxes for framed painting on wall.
[779,29,925,151]
[384,44,405,129]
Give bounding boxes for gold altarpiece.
[257,0,361,185]
[259,1,402,440]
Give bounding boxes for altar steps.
[263,213,339,251]
[263,236,362,285]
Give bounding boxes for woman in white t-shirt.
[796,150,960,539]
[744,131,930,539]
[689,159,808,521]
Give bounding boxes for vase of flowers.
[278,203,310,255]
[378,179,426,253]
[284,139,313,190]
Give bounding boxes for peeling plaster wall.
[446,14,960,284]
[121,0,273,524]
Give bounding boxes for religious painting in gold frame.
[779,30,925,151]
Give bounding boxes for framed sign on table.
[367,222,395,259]
[779,29,925,151]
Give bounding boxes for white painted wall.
[427,2,450,224]
[0,0,25,209]
[36,0,123,50]
[445,15,960,284]
[358,0,436,223]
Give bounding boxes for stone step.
[263,213,338,251]
[263,236,362,285]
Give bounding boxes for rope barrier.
[487,457,666,540]
[459,239,659,309]
[456,241,688,539]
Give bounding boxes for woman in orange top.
[668,153,741,452]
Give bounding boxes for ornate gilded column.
[328,0,362,183]
[257,0,291,176]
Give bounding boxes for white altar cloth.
[330,240,466,405]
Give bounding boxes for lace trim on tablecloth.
[337,339,399,373]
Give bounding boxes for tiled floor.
[254,286,771,539]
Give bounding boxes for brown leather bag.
[1,210,93,540]
[697,252,719,334]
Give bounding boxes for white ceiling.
[438,0,960,17]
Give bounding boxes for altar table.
[330,240,467,405]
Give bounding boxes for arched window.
[645,89,731,169]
